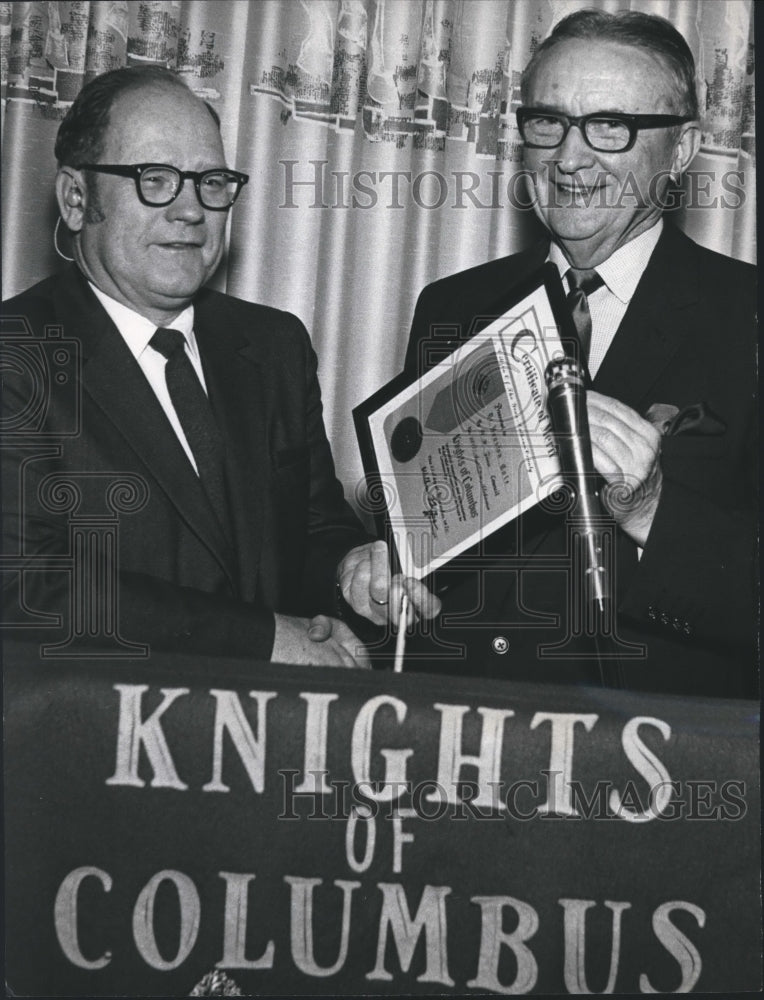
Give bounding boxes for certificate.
[354,264,574,580]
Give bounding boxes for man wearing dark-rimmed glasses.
[2,65,439,669]
[403,9,756,697]
[72,162,249,212]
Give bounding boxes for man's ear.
[55,167,88,232]
[671,122,701,179]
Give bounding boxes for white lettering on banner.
[54,867,113,969]
[103,687,675,821]
[36,678,735,990]
[345,805,376,872]
[368,883,454,985]
[531,713,599,816]
[132,870,200,971]
[284,877,360,976]
[639,902,705,993]
[351,695,413,801]
[202,690,277,793]
[52,865,708,990]
[610,717,673,822]
[218,873,275,969]
[294,693,338,794]
[106,685,189,789]
[428,704,516,810]
[467,895,539,993]
[560,899,631,993]
[392,809,417,874]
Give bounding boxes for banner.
[4,644,761,996]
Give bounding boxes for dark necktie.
[150,327,230,534]
[566,268,604,367]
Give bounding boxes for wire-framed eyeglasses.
[75,163,249,210]
[516,107,693,153]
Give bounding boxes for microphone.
[544,357,609,612]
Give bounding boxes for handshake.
[271,541,441,669]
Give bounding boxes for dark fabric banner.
[4,645,761,996]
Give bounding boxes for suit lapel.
[472,241,550,329]
[593,225,700,409]
[54,270,237,586]
[194,294,268,590]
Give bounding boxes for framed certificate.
[354,263,576,581]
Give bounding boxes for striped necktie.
[566,268,604,367]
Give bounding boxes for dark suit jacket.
[2,266,368,660]
[403,224,757,698]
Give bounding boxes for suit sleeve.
[294,326,375,614]
[617,286,757,658]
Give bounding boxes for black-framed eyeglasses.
[516,107,693,153]
[75,163,249,209]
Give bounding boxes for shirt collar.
[547,218,663,305]
[88,281,197,361]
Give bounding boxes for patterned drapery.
[1,0,755,510]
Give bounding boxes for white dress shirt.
[89,283,206,473]
[548,218,663,378]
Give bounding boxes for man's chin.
[149,271,214,301]
[538,211,608,244]
[143,280,209,315]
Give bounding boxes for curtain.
[1,0,756,517]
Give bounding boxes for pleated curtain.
[2,0,755,514]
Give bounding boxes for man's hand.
[271,613,370,668]
[587,391,663,547]
[338,540,442,626]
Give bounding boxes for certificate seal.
[390,416,424,463]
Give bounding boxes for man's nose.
[553,122,596,173]
[165,178,205,222]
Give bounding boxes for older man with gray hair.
[403,9,756,697]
